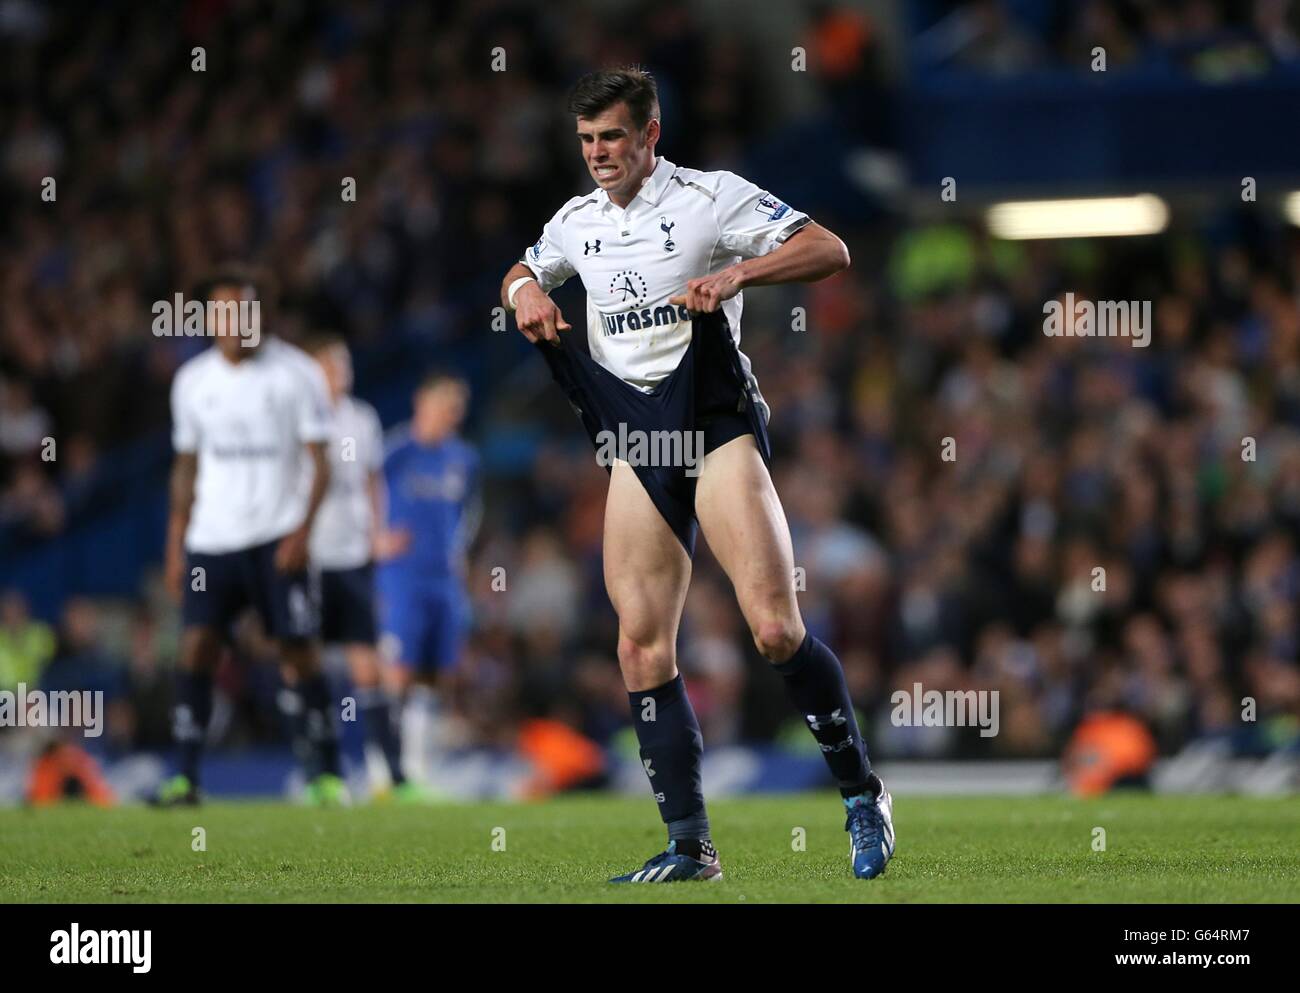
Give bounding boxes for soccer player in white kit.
[306,335,425,800]
[158,267,344,806]
[501,68,895,881]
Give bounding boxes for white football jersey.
[171,336,332,554]
[521,156,810,391]
[310,394,384,571]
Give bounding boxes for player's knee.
[350,665,379,689]
[347,647,381,687]
[278,638,318,676]
[180,627,221,673]
[751,617,803,663]
[616,633,674,689]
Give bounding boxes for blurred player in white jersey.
[306,335,439,803]
[501,68,893,882]
[158,266,344,806]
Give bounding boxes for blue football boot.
[845,780,895,879]
[609,840,723,883]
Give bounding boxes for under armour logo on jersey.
[660,216,675,252]
[807,709,848,731]
[584,240,601,255]
[643,758,655,778]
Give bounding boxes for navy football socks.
[173,669,213,786]
[300,671,342,777]
[774,632,873,796]
[628,673,711,845]
[357,685,405,785]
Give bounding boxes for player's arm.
[732,221,850,288]
[367,468,385,554]
[164,451,197,600]
[369,467,409,560]
[671,223,850,313]
[364,408,407,561]
[502,261,572,347]
[276,441,329,572]
[301,441,331,529]
[452,455,484,578]
[673,174,850,313]
[505,209,577,346]
[276,360,333,573]
[166,368,199,601]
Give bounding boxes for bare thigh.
[604,460,693,691]
[694,434,806,661]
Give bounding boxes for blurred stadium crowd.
[914,0,1300,77]
[2,0,1300,781]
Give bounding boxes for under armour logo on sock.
[806,709,847,731]
[172,705,201,742]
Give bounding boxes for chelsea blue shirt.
[379,428,480,585]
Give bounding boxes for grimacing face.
[576,101,659,205]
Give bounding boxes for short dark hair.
[567,67,659,130]
[194,263,276,308]
[304,331,347,355]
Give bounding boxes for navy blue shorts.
[537,311,772,556]
[182,537,319,642]
[319,563,378,645]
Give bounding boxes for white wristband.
[507,275,537,311]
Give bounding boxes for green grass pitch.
[2,792,1297,903]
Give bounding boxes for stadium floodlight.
[1284,192,1300,227]
[986,194,1169,239]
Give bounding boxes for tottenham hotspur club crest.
[660,216,675,252]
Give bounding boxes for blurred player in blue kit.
[375,372,480,784]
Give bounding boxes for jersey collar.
[598,156,677,211]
